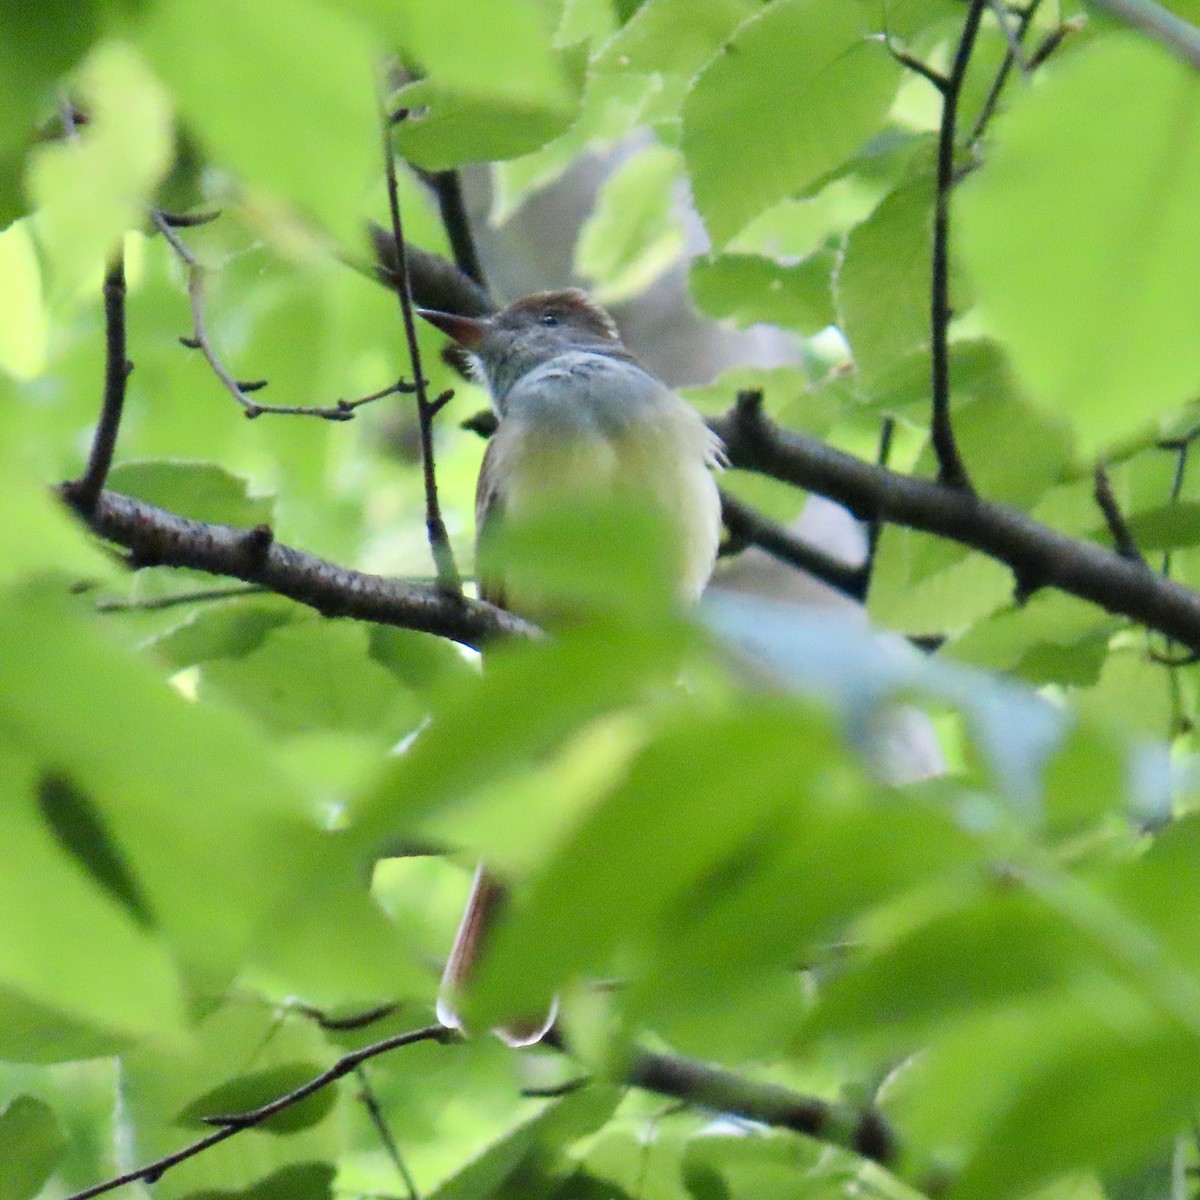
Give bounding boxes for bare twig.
[1094,463,1148,566]
[381,104,462,596]
[970,0,1043,143]
[154,211,405,422]
[930,0,988,491]
[882,37,949,92]
[709,393,1200,652]
[987,0,1031,72]
[67,251,131,514]
[62,1024,456,1200]
[626,1048,896,1165]
[96,584,268,612]
[1084,0,1200,70]
[718,490,868,600]
[61,486,538,648]
[356,1065,421,1200]
[858,415,896,603]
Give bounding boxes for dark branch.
[709,395,1200,651]
[719,490,867,600]
[68,252,130,514]
[1093,464,1147,566]
[930,0,987,491]
[418,169,488,289]
[372,229,496,317]
[62,1025,455,1200]
[970,0,1042,143]
[60,486,538,648]
[883,39,949,92]
[626,1048,896,1165]
[356,1065,421,1200]
[382,107,462,596]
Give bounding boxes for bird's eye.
[540,313,560,327]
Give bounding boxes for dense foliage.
[5,1,1200,1199]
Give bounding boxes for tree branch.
[382,106,462,596]
[67,251,130,514]
[61,1024,455,1200]
[930,0,987,491]
[719,490,867,600]
[709,393,1200,650]
[626,1048,896,1166]
[418,168,488,290]
[1085,0,1200,70]
[1093,463,1148,566]
[60,486,538,648]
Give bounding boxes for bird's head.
[419,289,627,408]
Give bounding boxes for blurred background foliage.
[5,1,1200,1199]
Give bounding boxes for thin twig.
[858,416,896,603]
[882,38,949,92]
[62,1024,456,1200]
[292,1001,401,1032]
[718,490,868,600]
[356,1065,421,1200]
[930,0,988,491]
[96,584,268,612]
[1094,463,1147,566]
[987,0,1031,72]
[970,0,1043,143]
[381,102,462,597]
[153,211,406,422]
[68,251,130,514]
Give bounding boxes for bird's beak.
[417,308,489,349]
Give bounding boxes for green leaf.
[593,0,758,80]
[355,617,693,849]
[0,1096,68,1200]
[0,735,186,1050]
[37,772,154,927]
[0,219,48,380]
[393,45,586,170]
[140,0,379,242]
[0,1,98,155]
[355,0,572,108]
[27,41,173,302]
[682,0,900,246]
[957,35,1200,455]
[177,1063,335,1134]
[574,143,686,303]
[956,1026,1200,1200]
[106,460,274,527]
[837,173,934,384]
[199,619,421,738]
[151,596,300,669]
[183,1163,336,1200]
[0,587,324,983]
[690,251,835,335]
[1119,501,1200,552]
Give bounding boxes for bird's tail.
[437,862,558,1047]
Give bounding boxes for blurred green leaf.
[177,1063,335,1134]
[838,173,934,384]
[183,1163,336,1200]
[690,251,835,335]
[574,143,686,303]
[0,219,48,379]
[682,0,900,246]
[957,35,1200,455]
[0,1,98,155]
[140,0,378,242]
[107,460,274,527]
[0,1095,68,1200]
[27,41,173,301]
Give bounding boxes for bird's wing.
[474,433,508,609]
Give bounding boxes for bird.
[418,288,725,1044]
